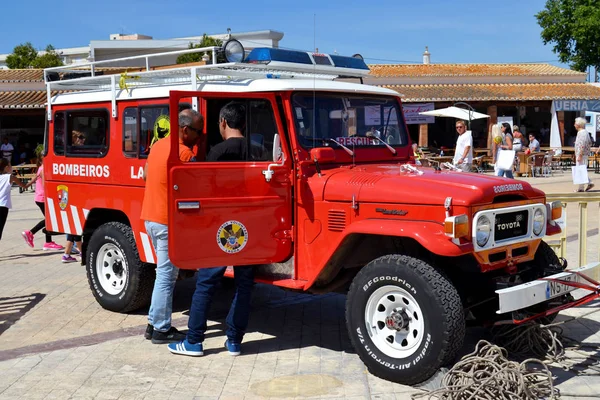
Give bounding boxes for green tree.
[5,42,38,69]
[5,42,63,69]
[176,34,225,64]
[536,0,600,72]
[31,45,64,68]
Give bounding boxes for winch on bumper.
[496,262,600,324]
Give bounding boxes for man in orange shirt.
[141,108,204,344]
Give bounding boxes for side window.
[66,110,109,157]
[53,112,66,156]
[140,106,169,158]
[248,100,277,161]
[204,98,278,162]
[122,108,138,157]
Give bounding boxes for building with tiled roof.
[365,51,600,148]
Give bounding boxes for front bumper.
[496,262,600,323]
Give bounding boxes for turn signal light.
[549,201,562,221]
[444,214,469,238]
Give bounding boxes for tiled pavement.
[1,173,600,399]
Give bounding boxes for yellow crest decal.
[217,220,248,254]
[57,185,69,211]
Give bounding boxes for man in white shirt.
[1,138,14,162]
[453,120,473,172]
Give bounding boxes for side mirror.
[263,134,286,182]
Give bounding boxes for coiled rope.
[411,340,557,400]
[412,309,600,399]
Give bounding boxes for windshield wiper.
[324,138,355,157]
[305,137,355,157]
[366,133,397,155]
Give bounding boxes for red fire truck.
[42,42,600,385]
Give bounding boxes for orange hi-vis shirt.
[140,137,195,225]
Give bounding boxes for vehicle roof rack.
[44,46,370,120]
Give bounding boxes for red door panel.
[168,162,292,269]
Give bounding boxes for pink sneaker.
[22,231,34,248]
[43,242,65,251]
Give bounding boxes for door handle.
[177,201,200,210]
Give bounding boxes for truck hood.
[320,164,544,206]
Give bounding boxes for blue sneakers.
[225,339,241,356]
[168,339,204,357]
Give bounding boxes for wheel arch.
[307,219,474,290]
[81,208,131,263]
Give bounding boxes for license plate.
[496,262,600,314]
[495,210,528,241]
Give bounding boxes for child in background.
[62,234,82,263]
[0,158,26,241]
[21,148,64,250]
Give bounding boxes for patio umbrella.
[419,106,490,121]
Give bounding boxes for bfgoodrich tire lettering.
[346,255,465,385]
[86,222,154,312]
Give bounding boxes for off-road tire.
[86,222,155,312]
[346,255,465,385]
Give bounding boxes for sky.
[0,0,575,70]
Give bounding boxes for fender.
[303,219,473,289]
[343,219,474,257]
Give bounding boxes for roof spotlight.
[223,39,245,63]
[352,53,364,60]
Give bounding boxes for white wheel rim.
[96,243,128,296]
[364,285,425,359]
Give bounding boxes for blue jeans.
[187,266,254,344]
[145,221,179,332]
[497,168,514,179]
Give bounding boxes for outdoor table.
[427,156,454,167]
[12,164,37,192]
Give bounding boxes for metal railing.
[545,192,600,268]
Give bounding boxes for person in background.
[412,143,424,165]
[528,133,541,152]
[21,148,64,251]
[491,124,502,175]
[0,158,26,241]
[141,109,204,344]
[1,138,14,162]
[574,117,594,192]
[512,127,524,152]
[496,123,514,178]
[61,235,82,263]
[452,120,473,172]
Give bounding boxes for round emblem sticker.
[217,220,248,254]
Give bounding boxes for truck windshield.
[292,93,408,150]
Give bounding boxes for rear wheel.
[346,255,465,385]
[86,222,155,312]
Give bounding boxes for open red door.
[167,90,293,269]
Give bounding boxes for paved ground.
[1,171,600,399]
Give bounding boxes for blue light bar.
[243,48,370,77]
[330,55,369,70]
[245,48,312,65]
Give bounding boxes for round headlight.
[533,208,545,236]
[476,215,492,247]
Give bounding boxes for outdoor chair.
[525,153,545,177]
[542,151,556,176]
[472,155,485,173]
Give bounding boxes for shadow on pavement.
[0,293,46,336]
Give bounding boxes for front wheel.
[86,222,155,312]
[346,255,465,385]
